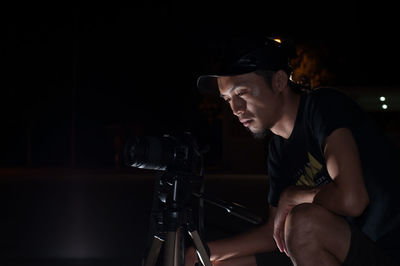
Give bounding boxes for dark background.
[1,2,399,265]
[2,2,399,169]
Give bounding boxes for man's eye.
[237,91,246,96]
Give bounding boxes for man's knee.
[286,203,322,232]
[284,203,324,253]
[284,203,351,263]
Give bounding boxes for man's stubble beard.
[247,127,269,139]
[252,131,268,139]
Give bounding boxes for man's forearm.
[288,183,349,215]
[313,181,369,217]
[284,183,368,217]
[281,185,320,206]
[208,222,277,261]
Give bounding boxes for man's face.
[218,72,283,137]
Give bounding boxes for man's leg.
[284,203,351,266]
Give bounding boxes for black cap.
[197,37,294,94]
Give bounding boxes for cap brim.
[197,68,256,95]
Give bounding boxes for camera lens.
[124,136,176,171]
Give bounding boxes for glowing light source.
[382,104,388,110]
[273,38,282,44]
[380,96,386,102]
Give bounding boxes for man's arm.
[208,206,278,262]
[281,128,369,214]
[273,128,370,253]
[185,206,278,265]
[314,127,369,216]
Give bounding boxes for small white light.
[380,96,386,102]
[382,104,388,110]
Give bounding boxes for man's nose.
[231,96,246,116]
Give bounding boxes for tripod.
[142,172,264,266]
[142,171,212,266]
[124,133,263,265]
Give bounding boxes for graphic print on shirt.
[295,152,331,187]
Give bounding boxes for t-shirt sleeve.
[306,89,363,153]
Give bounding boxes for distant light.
[382,104,388,110]
[380,96,386,102]
[273,38,282,44]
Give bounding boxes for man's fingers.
[274,203,294,255]
[274,217,288,254]
[279,226,286,254]
[273,228,284,253]
[273,230,279,251]
[280,228,287,254]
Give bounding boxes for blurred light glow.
[273,38,282,44]
[380,96,386,102]
[382,104,388,110]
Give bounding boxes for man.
[185,38,400,265]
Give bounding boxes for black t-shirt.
[267,87,400,242]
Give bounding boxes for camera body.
[123,132,202,174]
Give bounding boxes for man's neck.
[271,93,301,139]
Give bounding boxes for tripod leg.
[143,236,164,266]
[188,230,212,266]
[163,228,183,266]
[174,227,182,266]
[164,230,178,266]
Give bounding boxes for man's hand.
[273,186,319,255]
[273,187,296,255]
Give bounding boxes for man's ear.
[272,70,288,93]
